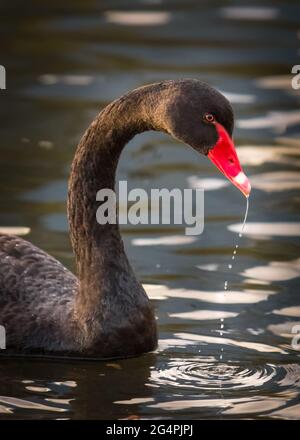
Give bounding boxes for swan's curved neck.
[67,84,169,312]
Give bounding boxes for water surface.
[0,0,300,420]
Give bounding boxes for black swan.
[0,80,250,359]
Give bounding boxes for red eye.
[203,113,215,124]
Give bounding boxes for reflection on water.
[228,222,300,237]
[220,7,279,21]
[146,283,276,304]
[105,11,171,26]
[237,111,300,132]
[242,258,300,282]
[0,0,300,420]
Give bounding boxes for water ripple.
[150,358,300,395]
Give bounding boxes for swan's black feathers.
[0,234,79,353]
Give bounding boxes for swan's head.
[163,79,251,197]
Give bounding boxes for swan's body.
[0,234,155,357]
[0,235,80,353]
[0,79,247,359]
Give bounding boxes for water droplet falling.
[218,196,249,365]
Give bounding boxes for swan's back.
[0,234,79,353]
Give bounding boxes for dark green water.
[0,0,300,419]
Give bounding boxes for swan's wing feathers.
[0,234,80,351]
[0,234,77,307]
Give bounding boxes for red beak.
[208,122,251,197]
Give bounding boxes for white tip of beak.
[233,172,248,185]
[233,171,251,197]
